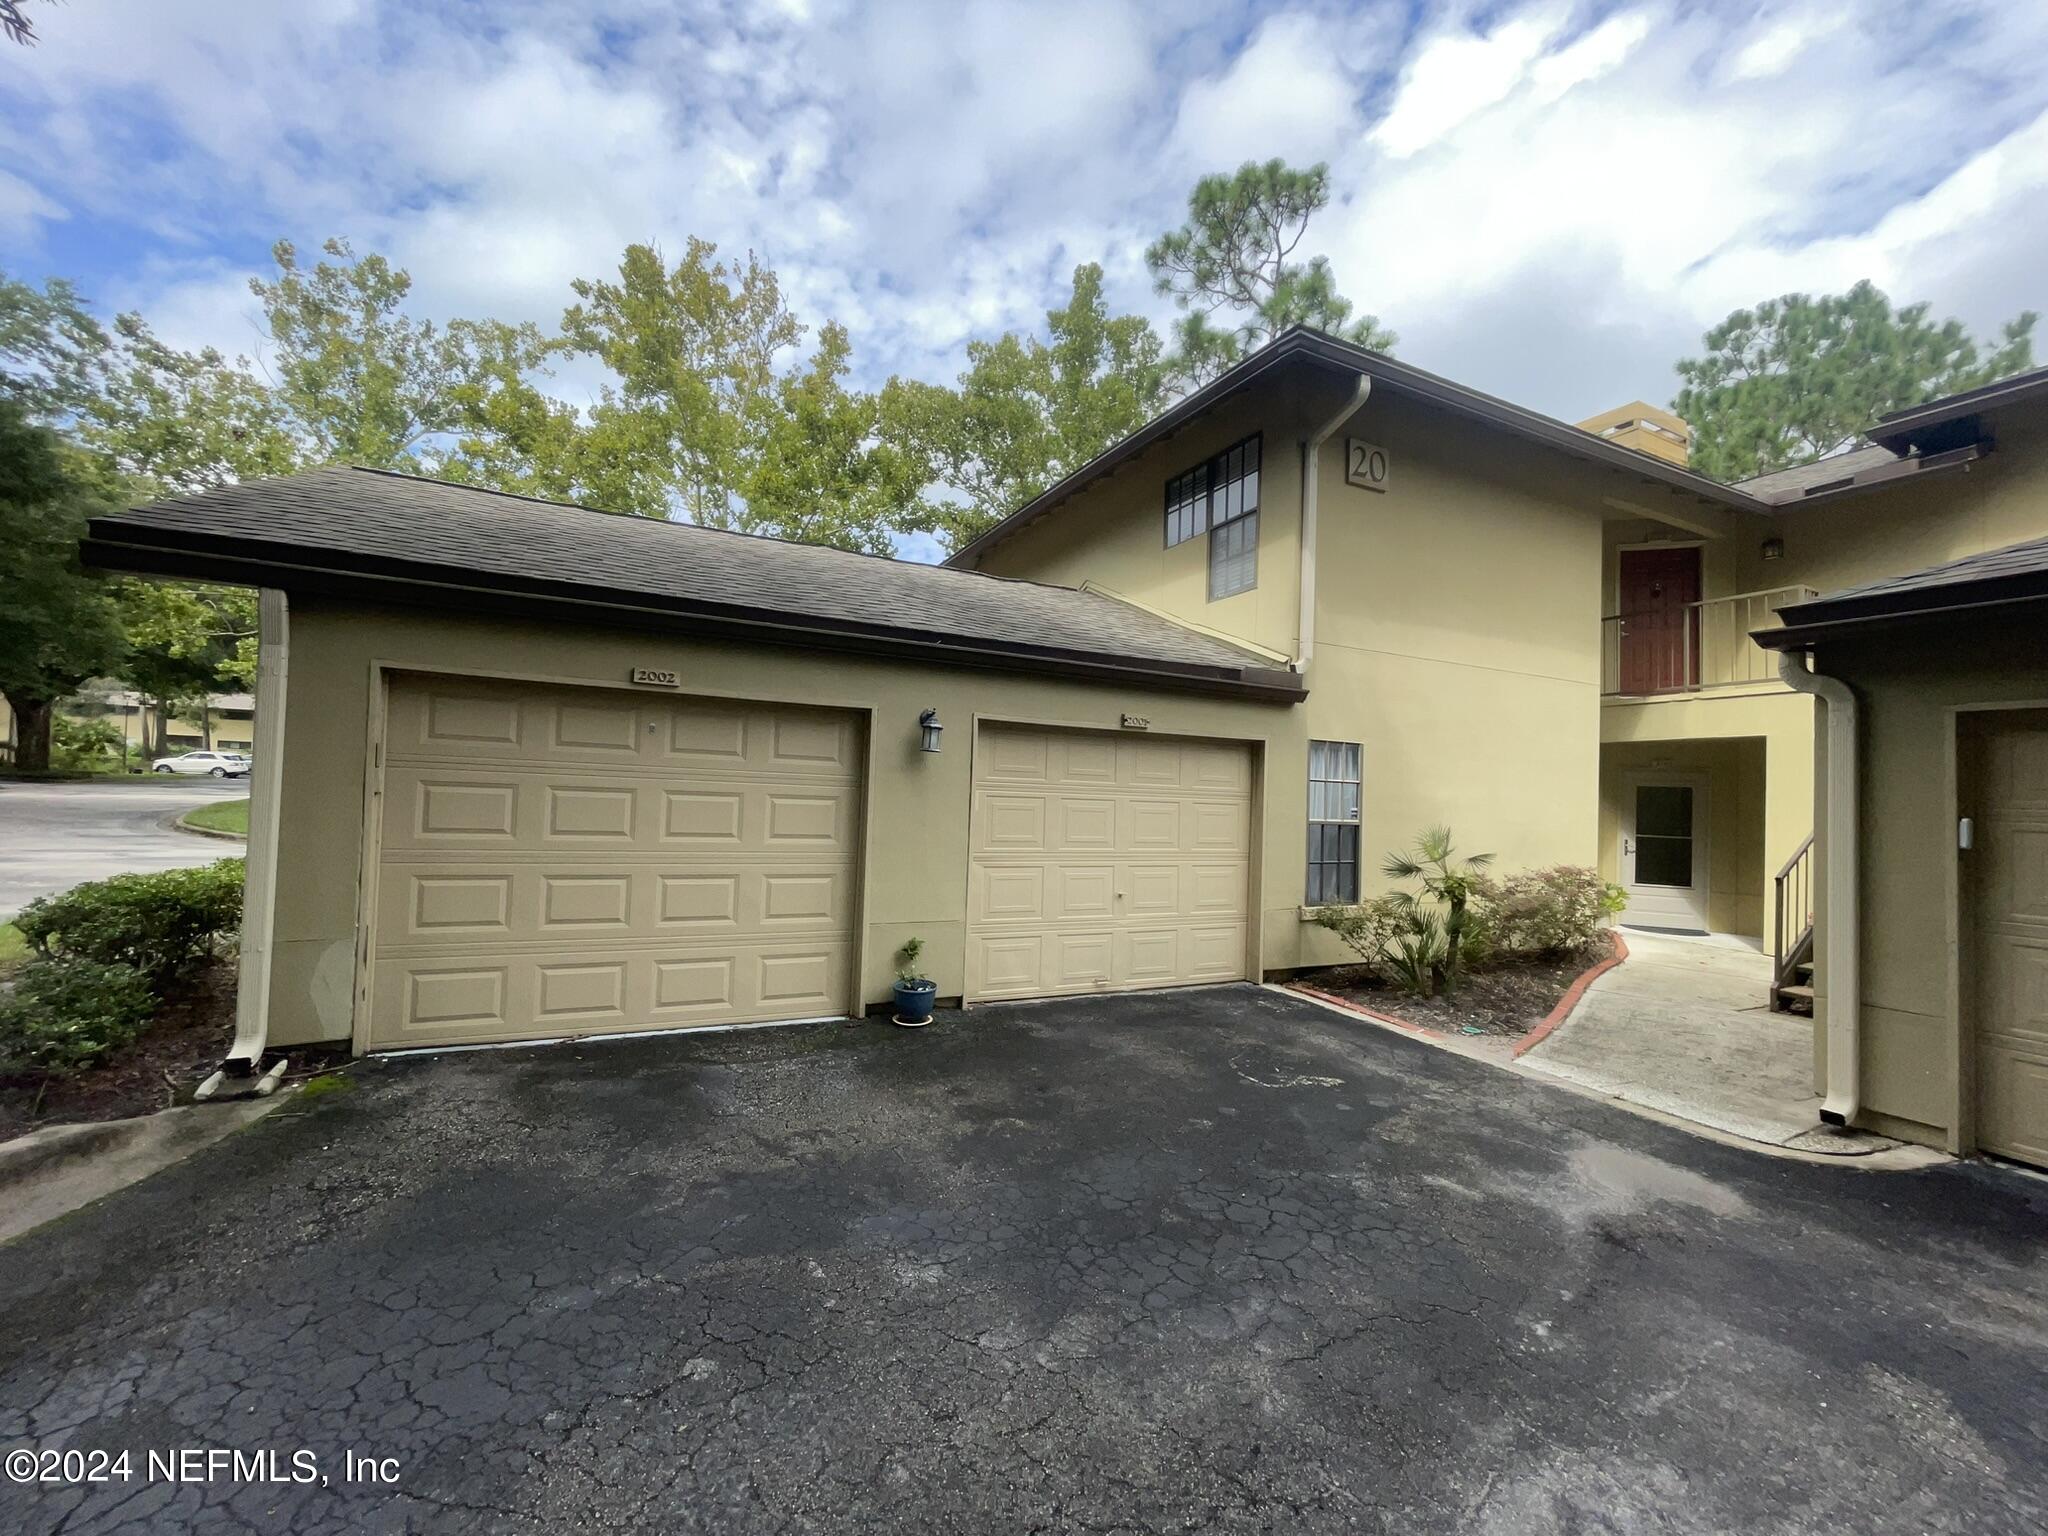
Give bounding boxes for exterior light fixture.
[918,708,943,753]
[1761,537,1785,561]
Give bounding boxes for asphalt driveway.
[2,987,2044,1533]
[0,779,245,918]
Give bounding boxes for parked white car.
[151,750,249,778]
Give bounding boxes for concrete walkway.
[1519,930,1879,1153]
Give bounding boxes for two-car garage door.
[968,724,1253,1001]
[367,677,1255,1048]
[370,675,862,1050]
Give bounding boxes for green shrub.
[1477,866,1624,956]
[1311,895,1457,999]
[0,956,156,1076]
[51,716,127,772]
[15,859,244,987]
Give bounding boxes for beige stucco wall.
[1598,690,1815,937]
[1298,390,1606,961]
[977,377,1617,965]
[1739,412,2048,597]
[968,384,1308,660]
[1807,616,2048,1152]
[262,598,1307,1048]
[1598,737,1768,937]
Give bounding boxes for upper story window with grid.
[1307,739,1362,904]
[1162,434,1262,599]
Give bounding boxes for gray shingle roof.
[1803,532,2048,608]
[88,466,1294,690]
[1732,444,1900,501]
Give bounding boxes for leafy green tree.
[1146,160,1395,388]
[0,400,125,773]
[561,239,803,524]
[0,273,109,419]
[114,582,250,754]
[1675,281,2039,482]
[80,314,300,493]
[746,323,923,556]
[251,237,555,476]
[884,263,1167,551]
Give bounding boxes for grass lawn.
[0,922,25,976]
[181,798,250,837]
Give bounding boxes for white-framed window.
[1307,739,1362,904]
[1163,434,1261,598]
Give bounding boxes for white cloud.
[0,0,2041,474]
[1167,12,1361,173]
[1371,10,1566,158]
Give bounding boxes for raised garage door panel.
[969,725,1252,1002]
[1971,716,2048,1168]
[370,676,861,1049]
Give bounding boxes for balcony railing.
[1601,585,1818,697]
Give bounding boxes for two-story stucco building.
[81,332,2048,1167]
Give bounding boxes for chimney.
[1576,401,1692,466]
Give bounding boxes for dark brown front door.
[1617,546,1701,694]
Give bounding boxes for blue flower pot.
[893,979,937,1026]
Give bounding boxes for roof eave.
[1756,578,2048,650]
[946,328,1769,568]
[82,521,1308,705]
[1871,369,2048,452]
[1762,441,1990,509]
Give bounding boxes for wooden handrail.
[1772,832,1817,1008]
[1773,832,1815,885]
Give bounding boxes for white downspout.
[1777,647,1859,1126]
[1296,374,1373,670]
[196,589,290,1101]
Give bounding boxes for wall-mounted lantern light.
[1761,536,1785,562]
[918,708,943,753]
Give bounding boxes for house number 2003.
[1345,439,1390,492]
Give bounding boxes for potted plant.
[892,937,937,1027]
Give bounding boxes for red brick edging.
[1512,929,1629,1058]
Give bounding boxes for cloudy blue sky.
[3,0,2046,430]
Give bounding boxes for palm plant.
[1382,826,1494,998]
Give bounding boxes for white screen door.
[1620,775,1710,932]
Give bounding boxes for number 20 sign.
[1345,438,1390,492]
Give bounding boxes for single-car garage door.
[1966,709,2048,1168]
[968,724,1253,1002]
[369,674,863,1050]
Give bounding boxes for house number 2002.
[1346,439,1390,492]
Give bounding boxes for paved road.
[0,778,246,918]
[1,986,2042,1533]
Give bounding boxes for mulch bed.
[0,958,239,1143]
[1295,941,1611,1040]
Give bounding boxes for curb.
[0,1093,289,1245]
[1281,982,1449,1040]
[1512,929,1630,1058]
[174,809,248,842]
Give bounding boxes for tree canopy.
[1146,159,1395,388]
[0,398,125,772]
[1674,280,2039,482]
[884,263,1167,551]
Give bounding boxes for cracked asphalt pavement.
[2,984,2045,1533]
